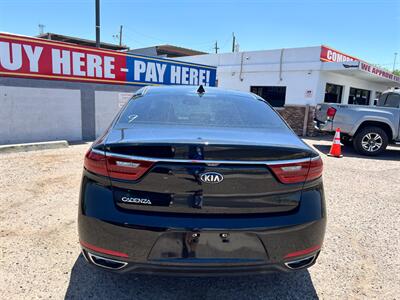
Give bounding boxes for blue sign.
[125,55,217,86]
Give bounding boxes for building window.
[250,86,286,107]
[324,83,343,103]
[348,87,371,105]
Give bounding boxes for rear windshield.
[116,92,286,129]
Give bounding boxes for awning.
[321,61,400,85]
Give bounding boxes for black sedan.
[78,85,326,275]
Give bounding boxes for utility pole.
[38,24,45,35]
[95,0,100,48]
[232,32,236,53]
[214,41,219,54]
[119,25,123,46]
[393,52,398,72]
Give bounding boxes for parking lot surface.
[0,138,399,299]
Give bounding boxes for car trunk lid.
[98,126,318,214]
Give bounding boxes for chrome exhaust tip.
[86,252,128,270]
[284,254,317,270]
[81,249,90,262]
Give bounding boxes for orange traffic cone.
[328,128,343,158]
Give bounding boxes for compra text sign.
[0,33,216,86]
[320,46,358,63]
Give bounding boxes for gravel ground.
[0,138,399,299]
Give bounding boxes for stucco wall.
[318,71,392,104]
[177,47,324,106]
[0,77,140,145]
[0,86,82,144]
[177,48,392,106]
[95,91,135,137]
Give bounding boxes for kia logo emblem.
[200,172,224,184]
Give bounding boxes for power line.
[122,35,148,48]
[123,27,170,44]
[112,25,124,46]
[124,27,216,48]
[221,34,232,50]
[122,27,217,53]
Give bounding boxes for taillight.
[84,149,108,177]
[106,156,154,180]
[84,149,154,180]
[269,161,310,184]
[307,156,324,181]
[326,107,336,120]
[269,157,323,184]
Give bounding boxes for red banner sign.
[320,46,358,63]
[0,33,216,86]
[321,45,399,83]
[360,62,400,83]
[0,33,127,84]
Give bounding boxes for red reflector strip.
[80,240,129,258]
[284,245,321,259]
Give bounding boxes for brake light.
[84,149,108,177]
[269,161,310,184]
[326,107,337,120]
[307,157,324,181]
[269,157,323,184]
[84,149,154,180]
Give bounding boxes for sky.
[1,0,399,69]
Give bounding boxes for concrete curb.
[0,140,69,154]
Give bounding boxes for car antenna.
[197,85,205,95]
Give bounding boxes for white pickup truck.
[314,88,400,156]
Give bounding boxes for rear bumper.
[79,216,325,275]
[313,118,333,132]
[78,178,326,275]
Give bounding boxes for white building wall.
[179,46,322,66]
[0,86,81,144]
[178,47,326,106]
[178,47,391,106]
[318,71,392,105]
[216,68,322,105]
[95,91,134,137]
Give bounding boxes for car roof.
[383,88,400,94]
[142,85,257,98]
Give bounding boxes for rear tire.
[353,126,388,156]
